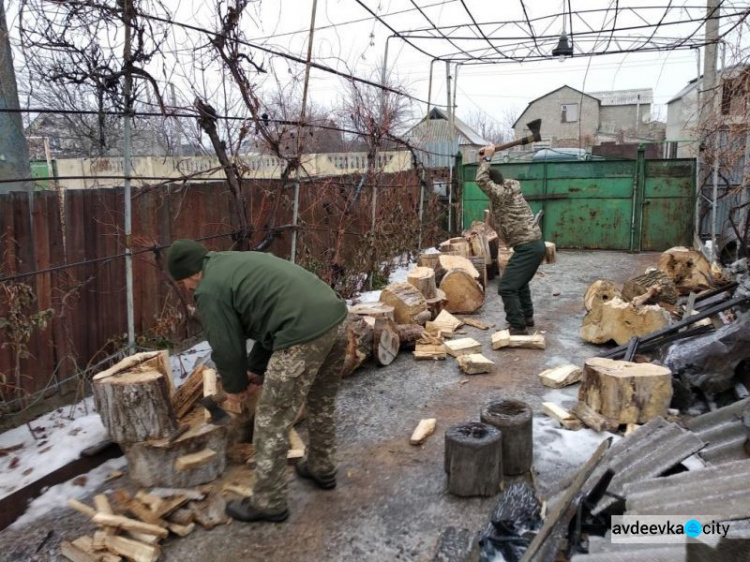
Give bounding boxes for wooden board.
[491,330,546,350]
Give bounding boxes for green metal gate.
[461,150,695,251]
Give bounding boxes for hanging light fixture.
[552,1,574,61]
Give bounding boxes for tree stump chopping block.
[407,267,437,299]
[379,282,431,325]
[445,422,503,497]
[480,399,533,475]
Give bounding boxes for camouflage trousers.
[250,322,347,512]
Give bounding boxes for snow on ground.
[350,253,424,305]
[9,457,127,529]
[0,397,107,501]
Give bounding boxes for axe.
[200,395,231,426]
[492,118,542,152]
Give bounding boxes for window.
[561,103,579,123]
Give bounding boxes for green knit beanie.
[167,239,208,281]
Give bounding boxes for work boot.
[295,458,337,490]
[508,326,529,336]
[225,498,289,523]
[524,317,535,327]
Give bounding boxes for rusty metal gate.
[461,150,695,251]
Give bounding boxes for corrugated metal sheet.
[586,417,705,515]
[687,398,750,465]
[624,458,750,519]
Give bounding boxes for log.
[348,302,395,321]
[437,255,480,280]
[468,256,488,289]
[122,411,228,488]
[440,269,484,314]
[542,402,582,430]
[103,535,160,562]
[379,282,431,325]
[410,418,437,445]
[580,297,671,345]
[571,402,618,432]
[543,241,556,264]
[413,343,447,360]
[578,357,673,424]
[172,365,206,419]
[444,337,482,357]
[658,246,713,295]
[407,267,437,299]
[439,237,472,257]
[445,422,503,497]
[538,364,582,388]
[342,314,373,377]
[456,354,495,375]
[395,324,426,350]
[480,399,532,475]
[167,508,194,526]
[373,317,400,366]
[491,330,546,350]
[68,499,97,518]
[583,280,622,312]
[425,289,448,319]
[622,269,678,304]
[93,368,177,444]
[417,252,440,270]
[461,317,492,330]
[92,513,169,539]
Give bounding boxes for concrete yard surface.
[0,250,660,562]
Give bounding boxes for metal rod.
[446,60,454,234]
[291,0,318,264]
[693,47,702,246]
[123,0,135,349]
[427,59,435,113]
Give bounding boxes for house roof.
[588,88,653,106]
[667,63,750,104]
[406,107,488,146]
[512,85,600,129]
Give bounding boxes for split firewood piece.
[175,448,217,472]
[92,513,169,539]
[583,280,622,311]
[287,428,305,462]
[444,337,482,357]
[172,365,206,419]
[63,537,122,562]
[538,364,582,388]
[461,317,493,330]
[580,296,671,345]
[342,314,374,377]
[624,423,641,437]
[456,354,495,375]
[542,402,582,430]
[622,269,678,304]
[578,358,673,425]
[191,491,229,530]
[126,532,161,546]
[426,310,464,336]
[410,418,437,445]
[92,366,177,443]
[491,330,546,350]
[103,535,160,562]
[152,495,191,520]
[202,368,221,421]
[543,242,556,264]
[373,317,400,366]
[222,483,254,497]
[112,491,169,527]
[68,499,97,518]
[167,522,195,537]
[407,267,437,299]
[167,508,194,526]
[413,344,447,360]
[133,491,163,512]
[92,351,167,382]
[658,246,714,295]
[395,324,426,350]
[93,494,117,536]
[440,269,484,314]
[348,302,395,321]
[379,282,431,325]
[571,402,618,432]
[149,488,206,501]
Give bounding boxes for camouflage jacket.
[475,160,541,248]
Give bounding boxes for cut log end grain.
[379,282,429,325]
[658,246,714,295]
[440,269,484,314]
[348,302,395,321]
[410,418,437,445]
[373,318,400,366]
[580,296,671,345]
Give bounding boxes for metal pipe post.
[446,61,453,234]
[291,0,318,263]
[123,0,135,348]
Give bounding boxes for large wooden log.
[580,296,671,345]
[93,366,177,444]
[480,399,532,475]
[658,246,714,295]
[373,317,400,366]
[440,269,484,314]
[445,422,503,497]
[122,411,227,488]
[407,267,437,299]
[437,255,480,281]
[578,357,673,424]
[622,269,679,304]
[395,324,426,350]
[468,256,487,289]
[379,282,431,325]
[583,280,622,312]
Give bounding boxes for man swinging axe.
[167,240,348,523]
[476,122,546,334]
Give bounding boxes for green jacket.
[475,160,541,248]
[194,251,347,393]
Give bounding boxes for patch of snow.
[0,397,107,501]
[170,340,212,386]
[388,264,412,284]
[356,290,382,304]
[422,247,440,255]
[9,457,127,529]
[542,386,580,407]
[533,416,619,473]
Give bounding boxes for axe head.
[200,395,230,426]
[526,119,542,143]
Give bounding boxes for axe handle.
[493,133,537,152]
